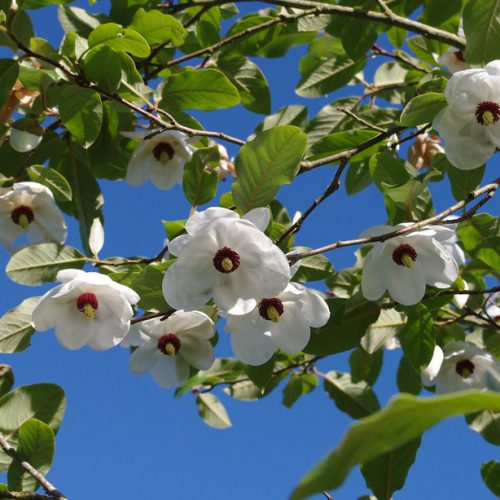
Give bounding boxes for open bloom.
[162,207,290,315]
[32,270,139,351]
[122,130,194,190]
[407,134,444,169]
[422,342,500,394]
[128,311,215,388]
[361,224,459,306]
[0,182,67,251]
[433,61,500,169]
[437,24,470,74]
[225,282,330,365]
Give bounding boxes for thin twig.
[289,178,500,262]
[337,106,386,133]
[371,43,428,73]
[0,434,65,499]
[131,311,174,324]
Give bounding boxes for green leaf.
[0,60,19,110]
[217,55,271,115]
[20,0,71,8]
[196,393,232,429]
[130,8,187,46]
[311,130,382,163]
[254,105,308,136]
[161,69,240,111]
[443,154,486,201]
[58,85,103,148]
[458,214,500,269]
[162,219,186,241]
[361,308,405,354]
[345,160,372,195]
[57,5,100,37]
[481,461,500,496]
[6,244,87,285]
[291,392,500,499]
[369,151,411,190]
[398,305,434,369]
[463,0,500,64]
[224,379,262,400]
[296,38,365,98]
[82,45,123,93]
[466,410,500,445]
[282,373,317,408]
[305,294,380,356]
[0,297,40,353]
[397,356,422,395]
[26,165,72,202]
[131,262,171,312]
[88,23,151,58]
[0,384,65,472]
[360,438,421,500]
[243,358,274,389]
[0,366,14,398]
[183,147,219,206]
[399,92,447,126]
[7,419,54,492]
[349,348,383,386]
[291,247,334,282]
[323,371,380,419]
[232,126,307,212]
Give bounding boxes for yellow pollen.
[164,343,177,356]
[81,303,96,320]
[401,254,414,269]
[159,151,171,164]
[460,367,473,379]
[221,257,234,272]
[266,305,281,323]
[17,214,30,229]
[482,110,495,127]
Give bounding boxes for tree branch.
[289,178,500,262]
[164,0,466,49]
[0,435,65,499]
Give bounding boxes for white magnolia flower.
[0,182,67,251]
[122,130,194,190]
[429,222,466,266]
[361,224,459,306]
[437,24,470,74]
[162,207,290,315]
[407,133,444,169]
[422,342,500,394]
[120,321,151,348]
[225,282,330,365]
[128,311,215,388]
[32,269,140,351]
[433,61,500,169]
[485,301,500,323]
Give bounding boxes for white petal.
[0,215,22,250]
[416,238,458,288]
[30,203,67,244]
[167,234,191,257]
[89,218,104,256]
[129,340,160,374]
[360,224,395,238]
[361,245,392,301]
[270,304,311,354]
[164,310,214,340]
[151,355,190,388]
[442,135,495,170]
[386,263,427,306]
[299,287,330,328]
[185,207,237,235]
[421,345,444,385]
[179,338,214,370]
[149,157,184,190]
[243,208,270,232]
[31,287,64,331]
[56,269,86,283]
[52,305,93,350]
[226,314,276,366]
[10,130,42,153]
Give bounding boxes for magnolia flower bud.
[407,134,444,169]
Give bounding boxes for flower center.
[11,205,34,229]
[76,293,99,320]
[153,142,175,163]
[475,101,500,127]
[392,244,418,268]
[213,247,241,273]
[455,359,475,379]
[157,333,181,356]
[258,298,284,322]
[454,51,465,62]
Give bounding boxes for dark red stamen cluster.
[455,359,475,378]
[258,298,284,320]
[392,244,418,266]
[157,333,181,355]
[475,101,500,125]
[10,205,34,225]
[454,50,465,62]
[76,293,99,311]
[213,247,241,273]
[153,142,175,161]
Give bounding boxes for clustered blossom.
[32,270,139,351]
[128,311,215,387]
[0,182,67,251]
[422,342,500,394]
[360,224,460,306]
[433,60,500,170]
[122,130,195,190]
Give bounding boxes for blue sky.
[0,2,498,498]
